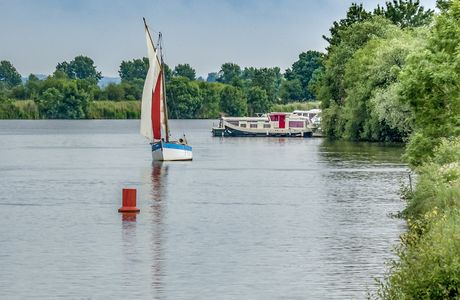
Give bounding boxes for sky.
[0,0,437,78]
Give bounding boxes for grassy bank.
[1,100,322,120]
[0,100,39,119]
[0,100,141,120]
[271,101,320,112]
[87,101,140,119]
[375,138,460,299]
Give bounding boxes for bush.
[378,209,460,300]
[0,99,39,119]
[403,139,460,222]
[375,137,460,299]
[14,100,39,119]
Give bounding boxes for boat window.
[240,123,247,128]
[250,124,257,128]
[289,121,304,128]
[263,124,271,129]
[270,115,279,121]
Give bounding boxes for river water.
[0,120,407,299]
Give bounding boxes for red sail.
[151,71,163,140]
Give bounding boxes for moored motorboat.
[212,109,322,137]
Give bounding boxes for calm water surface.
[0,120,407,299]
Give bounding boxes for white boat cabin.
[223,112,311,130]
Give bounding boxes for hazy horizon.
[0,0,437,78]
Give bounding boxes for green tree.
[323,3,372,50]
[251,67,282,103]
[0,60,22,87]
[206,72,218,82]
[307,67,324,98]
[247,86,269,115]
[399,1,460,165]
[217,63,242,86]
[436,0,452,11]
[37,87,65,118]
[197,82,224,118]
[280,79,303,102]
[56,55,102,82]
[164,63,172,82]
[10,85,26,100]
[323,1,433,52]
[105,83,125,101]
[285,51,324,100]
[173,64,196,81]
[55,62,71,78]
[25,74,42,100]
[119,58,149,82]
[374,0,434,28]
[241,67,256,82]
[220,85,247,116]
[317,17,395,139]
[341,27,425,142]
[166,77,202,119]
[71,56,102,82]
[120,79,144,100]
[36,74,91,119]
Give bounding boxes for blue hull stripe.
[151,142,192,152]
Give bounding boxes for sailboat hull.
[151,142,193,161]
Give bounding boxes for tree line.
[314,0,456,165]
[0,50,324,119]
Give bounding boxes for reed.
[0,100,39,119]
[87,100,141,119]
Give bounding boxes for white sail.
[140,23,166,142]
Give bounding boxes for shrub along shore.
[376,138,460,299]
[0,100,141,120]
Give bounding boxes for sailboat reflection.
[149,162,169,299]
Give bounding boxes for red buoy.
[118,188,140,213]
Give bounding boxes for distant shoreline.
[0,100,319,120]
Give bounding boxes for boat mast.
[158,32,170,142]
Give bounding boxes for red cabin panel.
[279,115,286,129]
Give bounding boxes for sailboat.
[140,18,193,161]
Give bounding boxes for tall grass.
[85,101,140,119]
[0,100,39,119]
[0,100,141,120]
[271,101,320,112]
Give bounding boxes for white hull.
[152,142,193,161]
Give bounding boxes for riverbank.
[0,100,142,120]
[375,138,460,299]
[0,100,320,120]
